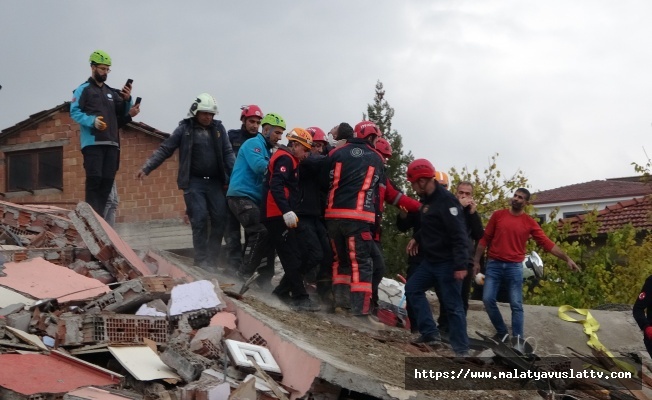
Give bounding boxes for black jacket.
[325,138,384,223]
[296,153,329,217]
[414,184,469,270]
[141,118,235,189]
[227,127,257,157]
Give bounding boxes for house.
[531,177,652,223]
[0,102,192,251]
[559,195,652,237]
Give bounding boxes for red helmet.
[375,138,392,158]
[306,127,327,142]
[354,121,381,139]
[407,159,436,183]
[240,105,263,121]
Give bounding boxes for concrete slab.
[0,350,122,396]
[0,287,34,308]
[169,280,222,316]
[0,257,109,302]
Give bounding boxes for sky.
[2,1,652,192]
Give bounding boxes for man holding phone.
[70,50,139,216]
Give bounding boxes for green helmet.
[89,50,112,66]
[261,113,286,129]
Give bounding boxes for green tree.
[364,81,414,278]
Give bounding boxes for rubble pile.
[0,200,650,400]
[0,201,314,400]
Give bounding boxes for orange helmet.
[434,171,449,188]
[287,128,313,149]
[375,138,392,158]
[406,159,436,183]
[354,121,381,139]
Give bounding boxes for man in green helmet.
[227,113,285,288]
[70,50,140,216]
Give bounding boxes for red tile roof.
[532,179,652,204]
[559,196,652,235]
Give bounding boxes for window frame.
[5,147,64,193]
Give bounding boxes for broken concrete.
[0,257,110,302]
[0,350,123,398]
[70,202,152,281]
[83,276,178,314]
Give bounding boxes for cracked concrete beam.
[70,202,152,281]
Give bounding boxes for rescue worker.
[297,127,333,303]
[372,137,421,313]
[404,159,470,357]
[325,121,385,326]
[396,169,449,332]
[71,50,138,216]
[633,275,652,358]
[227,113,285,286]
[264,128,321,311]
[224,105,264,270]
[137,93,234,270]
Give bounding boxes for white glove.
[94,116,107,130]
[283,211,299,228]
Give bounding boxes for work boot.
[291,297,321,312]
[272,287,292,304]
[411,333,443,346]
[353,314,387,331]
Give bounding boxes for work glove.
[283,211,299,228]
[645,326,652,340]
[94,116,107,131]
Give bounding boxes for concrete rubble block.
[161,343,215,383]
[84,276,177,314]
[190,326,224,357]
[0,200,81,244]
[210,312,237,330]
[0,303,25,317]
[6,310,31,332]
[169,280,223,317]
[135,299,169,317]
[57,313,84,346]
[179,377,231,400]
[0,315,5,338]
[69,202,153,281]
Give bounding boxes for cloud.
[2,1,652,191]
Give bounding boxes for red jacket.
[372,177,421,241]
[262,146,299,220]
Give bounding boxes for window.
[6,148,63,192]
[563,211,588,219]
[535,214,547,224]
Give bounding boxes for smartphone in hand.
[126,79,133,87]
[135,97,142,105]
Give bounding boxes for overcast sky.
[2,1,652,191]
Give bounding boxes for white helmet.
[188,93,218,117]
[522,251,544,280]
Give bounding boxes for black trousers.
[265,219,308,299]
[82,145,119,216]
